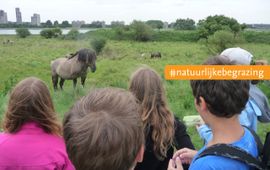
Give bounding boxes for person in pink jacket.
[0,77,74,170]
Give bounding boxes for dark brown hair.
[129,67,174,160]
[63,88,144,170]
[190,56,250,118]
[3,77,61,135]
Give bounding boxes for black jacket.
[135,117,194,170]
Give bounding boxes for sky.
[1,0,270,24]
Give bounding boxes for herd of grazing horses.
[50,49,161,90]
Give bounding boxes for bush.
[152,30,200,42]
[16,28,30,38]
[130,20,153,41]
[65,29,80,40]
[40,28,62,39]
[204,30,245,54]
[90,37,107,54]
[243,31,270,44]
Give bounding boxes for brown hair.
[63,88,144,170]
[3,77,61,136]
[190,56,250,118]
[129,67,174,160]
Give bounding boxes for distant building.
[15,8,22,24]
[0,10,8,24]
[72,20,85,28]
[31,13,40,26]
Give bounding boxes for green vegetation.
[197,15,243,39]
[64,29,80,40]
[202,30,245,54]
[243,31,270,44]
[174,18,196,30]
[40,28,62,38]
[0,34,270,149]
[90,37,107,54]
[15,28,31,38]
[130,20,154,41]
[146,20,164,29]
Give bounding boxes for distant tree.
[16,28,31,38]
[61,21,71,28]
[90,21,105,28]
[110,21,125,28]
[174,18,196,30]
[54,21,59,27]
[130,20,153,41]
[197,15,242,39]
[45,20,53,27]
[146,20,164,29]
[241,23,248,30]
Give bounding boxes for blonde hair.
[129,67,174,160]
[3,77,61,136]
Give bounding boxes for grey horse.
[51,48,97,90]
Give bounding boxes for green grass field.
[1,35,270,149]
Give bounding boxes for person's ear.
[135,145,144,163]
[198,96,208,112]
[195,96,208,112]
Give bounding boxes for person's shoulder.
[174,116,186,129]
[191,155,249,170]
[190,156,218,170]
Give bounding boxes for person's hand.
[173,148,198,164]
[167,157,183,170]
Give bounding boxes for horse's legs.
[60,78,65,90]
[52,75,58,90]
[73,78,77,89]
[81,75,87,88]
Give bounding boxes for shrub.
[65,29,80,40]
[152,30,200,42]
[130,20,153,41]
[90,37,107,54]
[243,31,270,44]
[40,28,62,39]
[204,30,245,54]
[16,28,30,38]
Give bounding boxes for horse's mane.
[66,48,95,63]
[67,52,79,59]
[77,49,95,63]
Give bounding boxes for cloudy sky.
[1,0,270,24]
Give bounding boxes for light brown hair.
[129,67,174,160]
[63,88,144,170]
[3,77,61,136]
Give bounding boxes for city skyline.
[1,0,270,24]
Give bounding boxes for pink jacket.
[0,122,75,170]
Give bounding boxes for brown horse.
[51,49,97,90]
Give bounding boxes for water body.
[0,28,95,35]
